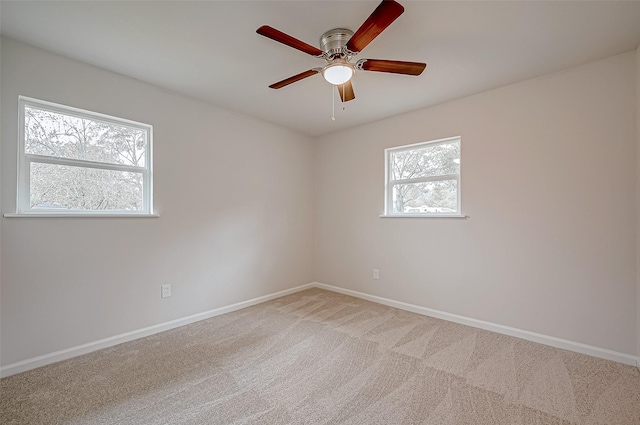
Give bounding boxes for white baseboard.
[3,281,638,377]
[0,283,315,378]
[312,282,640,367]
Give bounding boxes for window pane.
[391,141,459,180]
[24,106,147,167]
[30,162,143,211]
[392,180,458,214]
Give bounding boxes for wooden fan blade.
[269,69,319,89]
[257,25,324,57]
[360,59,426,75]
[337,80,355,102]
[346,0,404,53]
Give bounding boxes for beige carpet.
[1,288,639,424]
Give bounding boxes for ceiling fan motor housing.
[320,28,354,59]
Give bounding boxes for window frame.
[16,96,154,216]
[383,136,462,218]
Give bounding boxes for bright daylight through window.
[385,136,461,216]
[17,97,153,215]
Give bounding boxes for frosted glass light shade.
[322,64,354,85]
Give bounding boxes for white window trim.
[382,136,464,218]
[379,214,467,219]
[13,96,155,217]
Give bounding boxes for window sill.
[4,213,160,218]
[380,214,468,219]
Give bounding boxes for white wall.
[0,36,3,367]
[1,37,638,370]
[314,52,637,356]
[0,37,315,366]
[636,45,640,360]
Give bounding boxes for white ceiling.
[2,1,640,137]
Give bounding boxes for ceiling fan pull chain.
[342,84,346,111]
[332,85,336,121]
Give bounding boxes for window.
[17,96,153,215]
[384,136,461,216]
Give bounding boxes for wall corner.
[636,45,640,358]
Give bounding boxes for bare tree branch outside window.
[21,101,151,213]
[386,138,460,214]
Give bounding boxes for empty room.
[1,0,640,424]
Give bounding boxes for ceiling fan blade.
[269,69,320,89]
[346,0,404,53]
[337,80,355,102]
[257,25,324,57]
[360,59,426,75]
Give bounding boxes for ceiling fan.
[256,0,426,102]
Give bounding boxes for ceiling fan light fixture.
[322,62,354,85]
